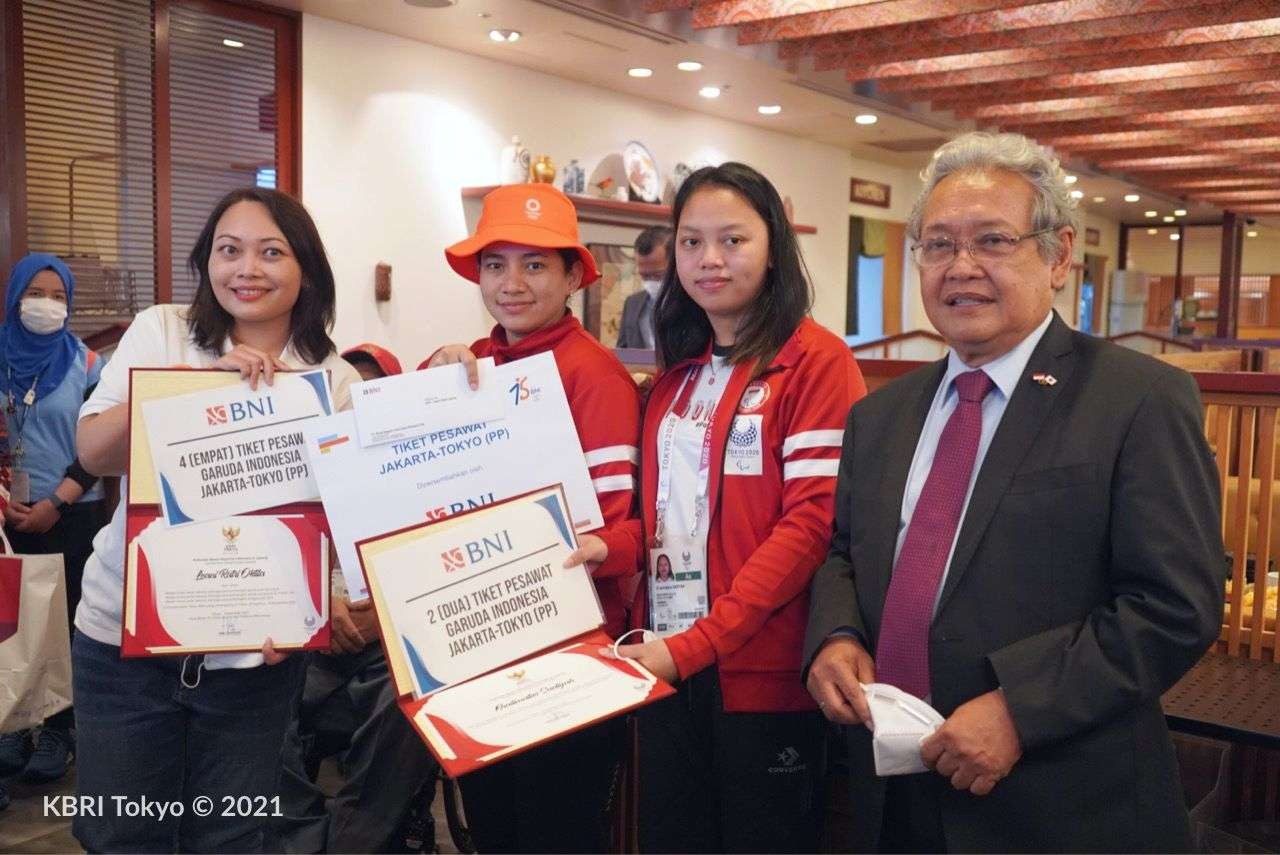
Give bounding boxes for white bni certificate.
[122,513,329,657]
[358,486,604,698]
[141,370,334,526]
[305,351,604,600]
[406,635,674,778]
[350,358,504,447]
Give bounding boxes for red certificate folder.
[122,369,331,657]
[357,485,673,777]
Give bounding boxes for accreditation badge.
[648,535,708,637]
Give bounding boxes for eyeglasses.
[910,228,1058,268]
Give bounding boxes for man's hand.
[426,345,480,390]
[920,689,1022,796]
[329,596,366,655]
[346,597,381,643]
[806,635,876,726]
[614,638,678,684]
[15,499,61,534]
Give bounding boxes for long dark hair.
[654,162,812,371]
[186,187,337,365]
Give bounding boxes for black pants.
[459,716,625,854]
[637,668,825,854]
[7,499,106,732]
[880,773,947,853]
[271,645,439,853]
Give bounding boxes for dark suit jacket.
[805,314,1224,853]
[616,290,652,349]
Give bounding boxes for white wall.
[300,14,922,367]
[1127,225,1280,276]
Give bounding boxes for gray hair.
[908,132,1081,263]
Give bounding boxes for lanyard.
[5,368,39,463]
[653,362,720,547]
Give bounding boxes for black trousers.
[7,499,106,732]
[459,716,625,854]
[637,668,825,854]
[879,773,947,853]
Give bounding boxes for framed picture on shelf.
[579,243,640,346]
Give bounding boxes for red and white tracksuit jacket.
[469,313,641,638]
[633,318,866,712]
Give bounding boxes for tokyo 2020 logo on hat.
[524,197,542,221]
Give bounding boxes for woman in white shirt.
[73,188,357,853]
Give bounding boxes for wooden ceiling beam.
[800,0,1254,69]
[733,0,1197,44]
[1192,191,1280,203]
[993,106,1280,138]
[691,0,883,28]
[768,0,1208,51]
[1164,178,1280,191]
[878,36,1280,91]
[1067,138,1280,163]
[950,77,1280,121]
[1098,152,1275,171]
[937,67,1280,113]
[1048,125,1280,152]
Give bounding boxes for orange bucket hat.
[341,343,403,377]
[445,184,600,287]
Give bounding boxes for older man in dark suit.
[615,226,670,349]
[805,132,1223,853]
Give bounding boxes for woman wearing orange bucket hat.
[427,183,640,853]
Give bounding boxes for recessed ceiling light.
[699,85,721,99]
[1173,208,1187,216]
[222,38,244,48]
[1248,230,1259,237]
[757,104,781,115]
[1147,228,1158,235]
[1125,193,1141,202]
[677,60,703,72]
[1070,190,1084,199]
[1163,215,1175,223]
[1064,175,1078,185]
[628,67,653,78]
[489,28,520,42]
[1170,233,1181,241]
[1144,211,1158,217]
[1093,196,1106,203]
[854,113,878,125]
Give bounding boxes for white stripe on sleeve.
[783,459,840,480]
[782,429,844,458]
[592,474,636,494]
[583,445,640,468]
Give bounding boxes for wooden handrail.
[1108,330,1200,351]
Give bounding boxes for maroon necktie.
[876,369,995,699]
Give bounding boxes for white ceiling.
[265,0,1255,228]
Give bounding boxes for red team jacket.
[635,318,866,712]
[469,313,642,638]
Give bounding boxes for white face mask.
[641,278,663,299]
[19,297,68,335]
[860,682,944,776]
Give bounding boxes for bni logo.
[441,547,466,573]
[206,405,228,426]
[206,396,276,427]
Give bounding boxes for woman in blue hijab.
[0,253,105,788]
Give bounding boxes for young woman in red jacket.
[427,183,641,853]
[571,162,866,852]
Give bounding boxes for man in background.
[615,226,671,349]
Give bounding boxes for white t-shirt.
[75,304,359,663]
[659,354,730,541]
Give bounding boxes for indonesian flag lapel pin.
[1031,371,1057,387]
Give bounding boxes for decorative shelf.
[460,186,817,234]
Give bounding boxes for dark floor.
[0,762,460,854]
